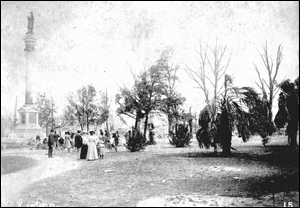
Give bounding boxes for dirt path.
[1,149,79,207]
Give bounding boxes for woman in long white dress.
[65,132,71,153]
[86,130,99,161]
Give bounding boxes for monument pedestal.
[14,104,42,139]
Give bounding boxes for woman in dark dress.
[80,132,88,159]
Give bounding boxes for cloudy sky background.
[1,1,299,119]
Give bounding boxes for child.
[99,138,105,159]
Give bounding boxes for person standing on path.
[80,132,89,159]
[99,137,105,159]
[75,130,83,160]
[65,131,72,153]
[114,131,120,146]
[95,134,100,158]
[111,133,118,152]
[100,129,104,137]
[52,131,59,155]
[48,129,55,158]
[86,130,99,161]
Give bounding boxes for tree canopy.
[66,85,102,132]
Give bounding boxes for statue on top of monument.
[27,12,34,34]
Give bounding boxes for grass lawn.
[18,135,299,207]
[1,156,38,175]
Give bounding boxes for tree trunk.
[288,121,298,147]
[221,110,232,156]
[168,114,172,135]
[268,102,273,127]
[106,120,110,138]
[268,75,274,126]
[86,114,89,133]
[135,115,141,133]
[222,132,232,156]
[188,119,193,138]
[144,113,149,138]
[289,134,298,147]
[46,124,49,136]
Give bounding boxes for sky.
[1,1,299,119]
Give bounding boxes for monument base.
[14,126,43,140]
[15,103,42,139]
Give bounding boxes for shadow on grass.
[1,156,38,175]
[240,173,299,198]
[159,145,299,165]
[1,142,29,149]
[156,145,299,197]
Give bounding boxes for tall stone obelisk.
[15,12,42,139]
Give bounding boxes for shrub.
[169,124,191,147]
[124,131,147,152]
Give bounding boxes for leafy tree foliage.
[116,80,148,133]
[155,50,186,134]
[66,85,101,132]
[116,61,164,135]
[1,114,14,137]
[36,93,55,134]
[274,77,299,147]
[116,52,186,150]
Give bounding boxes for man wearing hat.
[75,130,83,160]
[48,129,55,158]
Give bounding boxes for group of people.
[42,130,70,151]
[47,129,120,161]
[75,130,105,160]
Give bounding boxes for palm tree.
[197,75,263,156]
[274,77,299,147]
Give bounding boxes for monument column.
[24,30,36,104]
[15,12,42,139]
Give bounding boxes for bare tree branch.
[205,75,215,87]
[273,44,283,80]
[273,86,280,99]
[255,81,265,92]
[263,78,271,90]
[254,64,266,91]
[254,41,283,124]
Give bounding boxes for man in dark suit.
[48,129,55,158]
[75,130,83,160]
